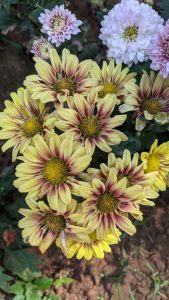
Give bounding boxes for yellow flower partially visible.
[0,88,55,161]
[141,139,169,191]
[57,229,121,260]
[90,60,136,104]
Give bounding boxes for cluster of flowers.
[31,4,82,60]
[100,0,169,79]
[0,48,169,260]
[32,0,169,81]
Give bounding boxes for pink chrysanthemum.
[149,20,169,78]
[38,5,82,47]
[31,37,53,60]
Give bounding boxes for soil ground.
[0,12,169,300]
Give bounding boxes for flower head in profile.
[14,134,92,211]
[90,61,136,104]
[39,5,82,47]
[99,0,163,66]
[31,37,54,60]
[55,93,127,155]
[24,48,94,105]
[149,20,169,79]
[78,168,146,238]
[141,139,169,191]
[0,88,55,161]
[119,71,169,131]
[19,199,89,253]
[57,229,121,260]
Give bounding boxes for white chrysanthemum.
[99,0,163,66]
[31,37,53,60]
[38,5,82,47]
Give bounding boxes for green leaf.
[158,0,169,20]
[140,131,156,151]
[25,283,43,300]
[35,277,53,289]
[112,133,141,155]
[0,165,15,196]
[3,248,42,275]
[0,8,18,34]
[17,268,42,282]
[13,295,25,300]
[54,276,74,288]
[5,197,27,220]
[10,281,25,295]
[0,267,13,293]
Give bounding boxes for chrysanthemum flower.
[0,88,55,161]
[141,139,169,191]
[38,5,82,47]
[78,168,145,237]
[90,61,136,104]
[84,149,158,206]
[14,134,92,211]
[57,229,121,260]
[55,93,127,155]
[149,20,169,79]
[99,0,163,66]
[24,48,94,105]
[19,199,89,253]
[119,71,169,131]
[31,37,54,60]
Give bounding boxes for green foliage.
[158,0,169,20]
[0,267,13,293]
[112,133,141,155]
[35,277,54,289]
[0,0,65,35]
[0,165,15,197]
[129,288,137,300]
[54,276,74,288]
[3,248,42,274]
[9,269,73,300]
[147,264,169,296]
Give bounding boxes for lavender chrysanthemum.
[99,0,163,66]
[149,20,169,78]
[38,5,82,47]
[31,37,53,60]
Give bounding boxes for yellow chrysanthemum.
[141,139,169,191]
[55,92,127,155]
[14,134,92,211]
[57,229,121,260]
[0,88,55,161]
[24,48,95,106]
[90,60,136,104]
[19,198,89,253]
[119,71,169,131]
